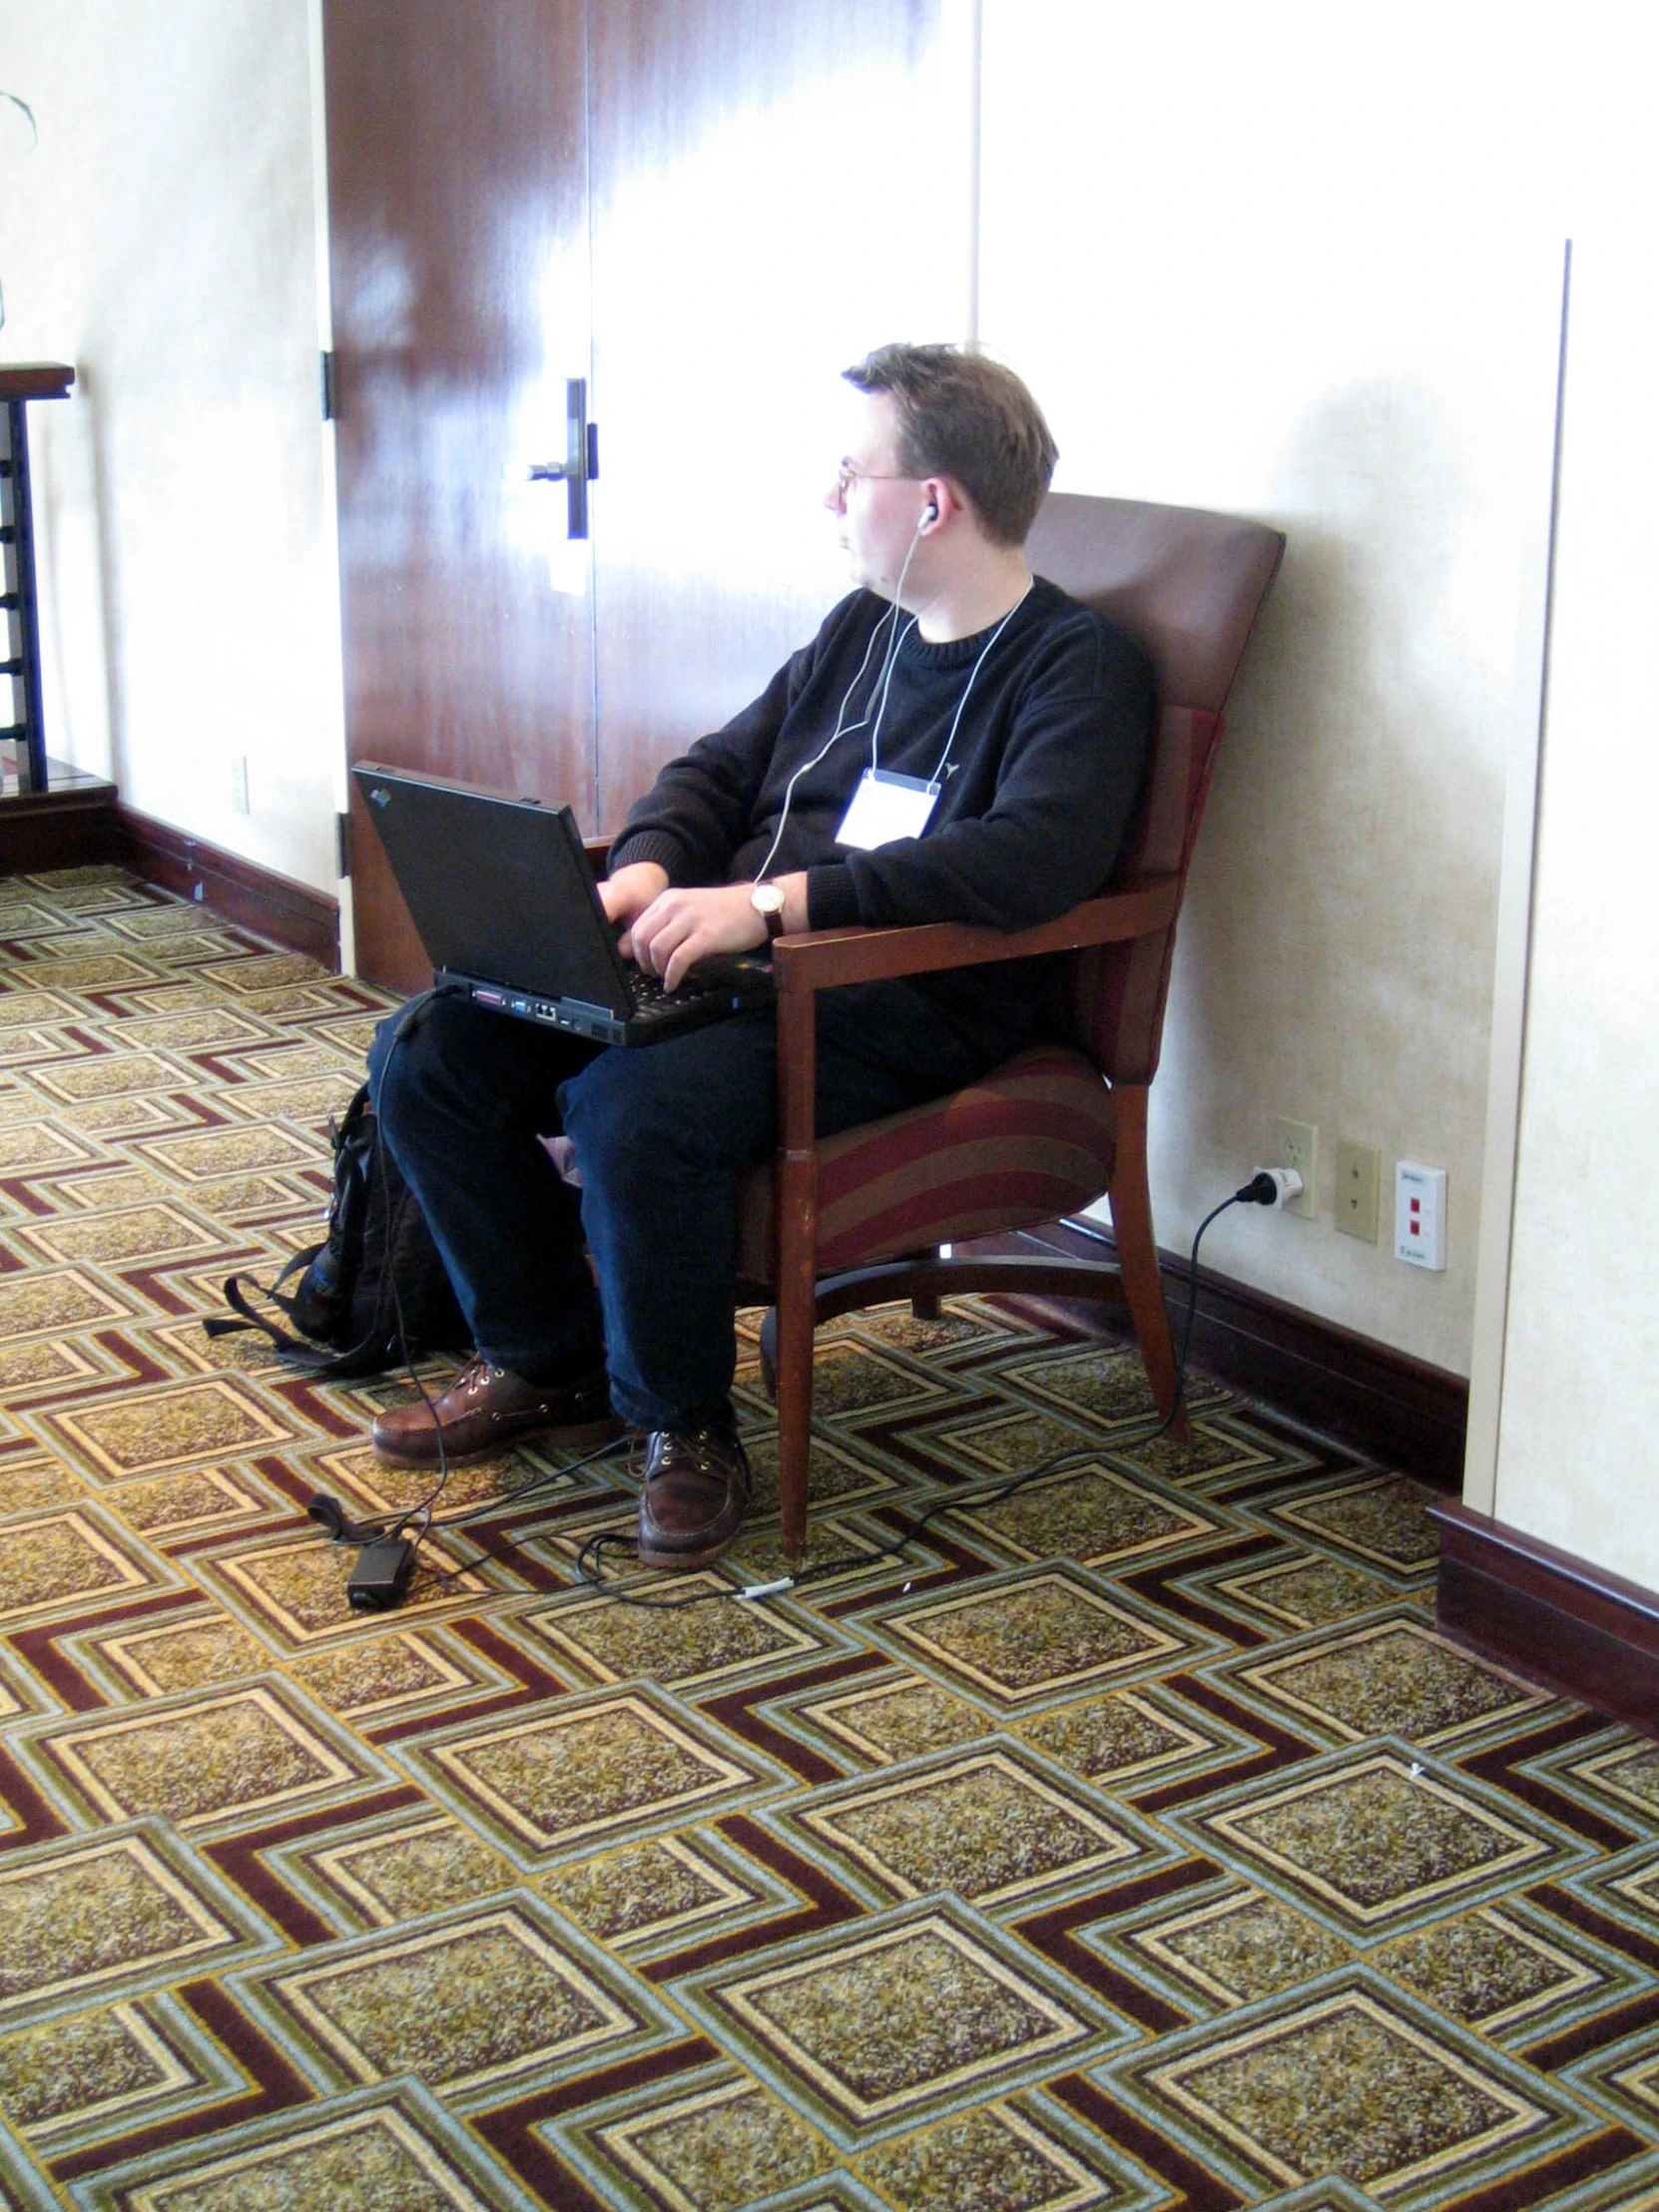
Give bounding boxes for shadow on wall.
[0,86,38,335]
[81,366,126,795]
[34,364,125,793]
[6,81,123,792]
[1167,376,1507,1200]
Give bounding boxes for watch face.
[752,884,785,914]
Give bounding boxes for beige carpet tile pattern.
[1,869,1656,2211]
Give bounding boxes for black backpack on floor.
[208,1084,470,1378]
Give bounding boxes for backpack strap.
[205,1277,401,1379]
[204,1250,321,1353]
[204,1204,426,1382]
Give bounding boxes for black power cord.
[570,1171,1288,1610]
[309,1120,1288,1613]
[292,982,487,1609]
[311,1428,637,1606]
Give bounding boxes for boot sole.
[371,1412,626,1470]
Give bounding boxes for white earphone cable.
[926,581,1032,786]
[752,512,930,884]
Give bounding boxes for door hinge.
[335,809,351,877]
[320,350,339,422]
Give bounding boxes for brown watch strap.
[752,882,787,940]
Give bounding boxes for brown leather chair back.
[1025,493,1285,1084]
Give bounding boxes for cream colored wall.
[1,0,342,890]
[975,3,1576,1379]
[1481,239,1659,1589]
[12,2,1652,1456]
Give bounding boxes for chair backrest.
[1024,492,1285,1084]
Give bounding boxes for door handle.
[527,377,599,538]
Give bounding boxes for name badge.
[835,768,940,850]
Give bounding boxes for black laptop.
[352,764,775,1047]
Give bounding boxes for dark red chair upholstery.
[736,492,1285,1561]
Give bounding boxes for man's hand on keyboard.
[630,876,807,993]
[598,863,670,961]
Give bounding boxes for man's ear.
[916,478,956,531]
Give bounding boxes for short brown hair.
[842,342,1058,546]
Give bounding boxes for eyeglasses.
[832,463,920,503]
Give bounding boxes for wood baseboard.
[1431,1499,1659,1739]
[116,807,339,968]
[0,771,122,872]
[996,1218,1468,1488]
[3,782,339,967]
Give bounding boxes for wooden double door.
[322,0,964,989]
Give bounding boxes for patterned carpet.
[1,866,1657,2212]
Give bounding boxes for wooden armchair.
[734,492,1285,1562]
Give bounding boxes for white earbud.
[916,500,938,531]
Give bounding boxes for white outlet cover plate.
[1395,1161,1446,1270]
[1271,1115,1319,1221]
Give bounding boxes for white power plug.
[1250,1166,1306,1210]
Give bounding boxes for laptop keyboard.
[628,962,752,1017]
[459,957,771,1039]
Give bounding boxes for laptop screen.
[352,765,631,1014]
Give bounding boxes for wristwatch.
[750,881,787,940]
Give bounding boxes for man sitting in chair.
[367,342,1154,1569]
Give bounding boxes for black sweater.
[608,578,1155,1065]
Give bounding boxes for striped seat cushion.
[735,1043,1118,1283]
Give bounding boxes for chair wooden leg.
[1108,1083,1191,1440]
[774,982,819,1566]
[775,1287,813,1566]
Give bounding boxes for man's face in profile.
[829,387,927,603]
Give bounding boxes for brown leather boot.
[371,1353,621,1467]
[636,1411,753,1569]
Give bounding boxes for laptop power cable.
[571,1166,1305,1610]
[311,1165,1305,1614]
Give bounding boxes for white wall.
[13,0,1656,1461]
[1,0,341,889]
[1483,237,1659,1589]
[976,2,1585,1381]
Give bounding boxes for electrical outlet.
[1335,1136,1382,1242]
[231,757,251,815]
[1271,1116,1319,1220]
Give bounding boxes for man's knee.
[364,1009,401,1104]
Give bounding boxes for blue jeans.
[368,983,991,1431]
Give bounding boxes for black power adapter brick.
[347,1536,416,1612]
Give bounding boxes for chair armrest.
[770,873,1182,994]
